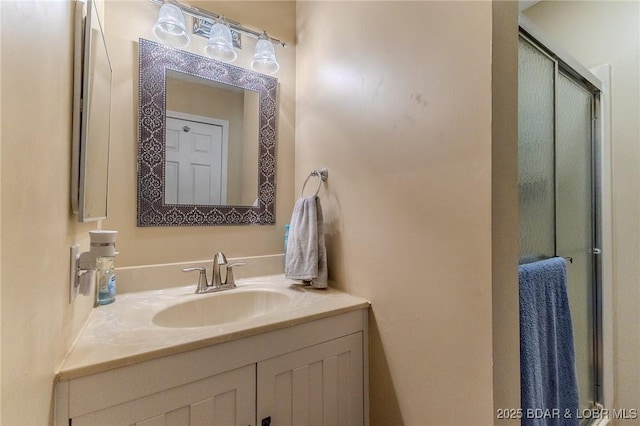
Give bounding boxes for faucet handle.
[225,262,246,287]
[182,267,209,293]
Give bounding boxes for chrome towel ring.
[300,168,328,197]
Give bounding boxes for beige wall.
[0,1,97,424]
[525,1,640,414]
[296,1,502,423]
[103,0,296,267]
[491,2,521,423]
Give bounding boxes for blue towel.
[519,257,579,426]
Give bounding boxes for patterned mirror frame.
[137,38,278,226]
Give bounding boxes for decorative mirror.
[137,38,278,226]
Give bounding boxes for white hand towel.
[284,196,327,288]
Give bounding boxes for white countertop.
[56,275,370,381]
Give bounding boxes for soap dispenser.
[96,253,116,305]
[91,230,118,305]
[74,230,119,305]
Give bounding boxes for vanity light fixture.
[204,16,236,62]
[152,0,190,48]
[150,0,285,74]
[251,31,280,74]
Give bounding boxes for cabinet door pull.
[261,416,271,426]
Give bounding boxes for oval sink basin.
[152,289,291,328]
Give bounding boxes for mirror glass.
[72,0,112,222]
[165,70,259,206]
[138,39,278,226]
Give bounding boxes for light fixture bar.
[149,0,286,47]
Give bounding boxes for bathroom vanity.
[54,276,370,425]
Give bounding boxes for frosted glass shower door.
[518,35,599,411]
[556,72,595,413]
[518,40,556,259]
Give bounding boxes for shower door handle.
[592,248,602,255]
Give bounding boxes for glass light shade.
[204,17,237,62]
[251,34,279,74]
[153,0,189,48]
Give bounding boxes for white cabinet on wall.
[56,309,368,426]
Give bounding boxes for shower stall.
[518,22,603,413]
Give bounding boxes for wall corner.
[491,1,521,424]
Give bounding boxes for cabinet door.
[257,333,363,426]
[72,364,255,426]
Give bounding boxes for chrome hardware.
[592,248,602,255]
[225,262,246,287]
[300,168,328,198]
[182,267,209,293]
[192,18,243,48]
[212,251,228,288]
[182,252,244,294]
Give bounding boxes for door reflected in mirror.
[165,70,259,206]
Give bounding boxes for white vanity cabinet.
[257,332,363,425]
[70,364,256,426]
[55,309,368,426]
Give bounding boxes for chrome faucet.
[182,251,244,294]
[212,251,227,287]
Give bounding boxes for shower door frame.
[519,16,605,410]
